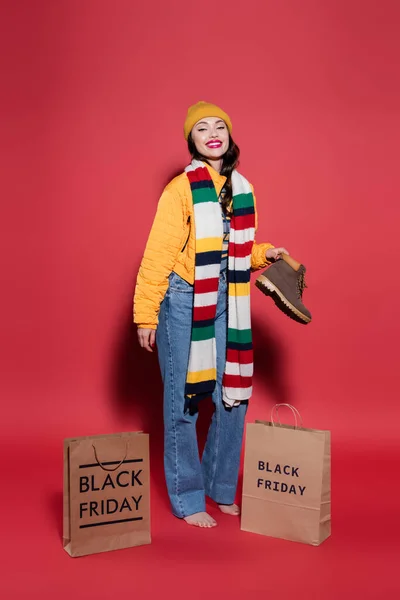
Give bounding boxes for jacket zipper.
[181,216,191,252]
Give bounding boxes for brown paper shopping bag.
[241,404,330,545]
[63,431,150,557]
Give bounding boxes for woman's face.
[190,117,229,160]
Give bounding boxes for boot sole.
[255,275,312,324]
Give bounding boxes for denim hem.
[170,491,206,518]
[205,485,237,506]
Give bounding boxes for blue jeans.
[157,270,248,518]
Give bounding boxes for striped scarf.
[184,160,255,410]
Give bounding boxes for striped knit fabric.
[184,160,255,409]
[219,188,230,272]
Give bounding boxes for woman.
[134,101,288,528]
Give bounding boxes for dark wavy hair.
[187,134,240,216]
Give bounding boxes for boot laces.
[296,271,308,299]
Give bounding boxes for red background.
[1,1,399,598]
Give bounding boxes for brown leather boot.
[255,254,312,324]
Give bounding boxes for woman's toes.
[184,512,217,527]
[218,503,241,516]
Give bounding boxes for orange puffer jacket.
[133,163,274,329]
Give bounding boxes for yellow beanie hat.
[184,101,232,140]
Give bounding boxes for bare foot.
[184,512,217,528]
[218,503,240,516]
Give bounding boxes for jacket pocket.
[181,215,191,252]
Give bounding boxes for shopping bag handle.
[271,403,303,429]
[92,441,129,472]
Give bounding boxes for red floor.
[2,439,397,599]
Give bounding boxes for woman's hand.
[137,328,157,352]
[266,247,289,261]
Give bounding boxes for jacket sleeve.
[133,187,185,329]
[251,187,275,271]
